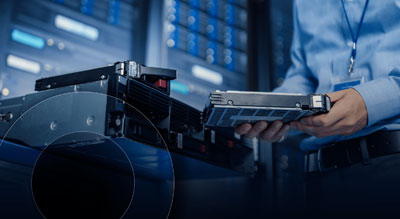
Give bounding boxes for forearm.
[353,70,400,126]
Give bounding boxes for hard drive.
[203,90,331,127]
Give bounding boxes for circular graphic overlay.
[0,91,174,218]
[32,132,134,219]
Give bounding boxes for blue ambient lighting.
[171,81,190,95]
[55,15,99,41]
[11,29,45,49]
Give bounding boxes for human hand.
[291,88,368,137]
[235,120,291,142]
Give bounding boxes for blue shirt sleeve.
[353,68,400,127]
[273,0,318,94]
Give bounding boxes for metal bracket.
[114,60,177,80]
[177,133,183,149]
[126,61,140,78]
[115,62,125,76]
[0,112,13,122]
[115,61,142,78]
[311,95,323,108]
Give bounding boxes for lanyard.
[341,0,370,74]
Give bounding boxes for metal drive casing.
[204,90,331,127]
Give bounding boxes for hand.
[291,88,368,137]
[235,120,291,142]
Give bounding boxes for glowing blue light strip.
[171,81,190,95]
[55,15,99,41]
[11,29,45,49]
[192,65,223,85]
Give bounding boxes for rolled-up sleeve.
[353,69,400,126]
[273,0,318,94]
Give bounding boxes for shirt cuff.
[353,76,400,127]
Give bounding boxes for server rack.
[0,0,148,99]
[147,0,252,109]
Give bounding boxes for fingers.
[327,90,346,103]
[292,118,344,138]
[259,120,283,141]
[292,89,368,138]
[292,121,319,136]
[244,121,268,139]
[235,120,291,142]
[234,123,252,135]
[299,96,344,127]
[270,124,291,142]
[300,108,341,127]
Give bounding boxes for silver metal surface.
[127,61,139,78]
[311,95,323,108]
[115,62,125,75]
[221,90,304,96]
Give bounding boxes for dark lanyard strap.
[341,0,370,74]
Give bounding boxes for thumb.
[327,90,346,103]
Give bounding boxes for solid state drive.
[203,90,331,127]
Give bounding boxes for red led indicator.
[154,79,167,88]
[228,140,234,148]
[201,144,206,153]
